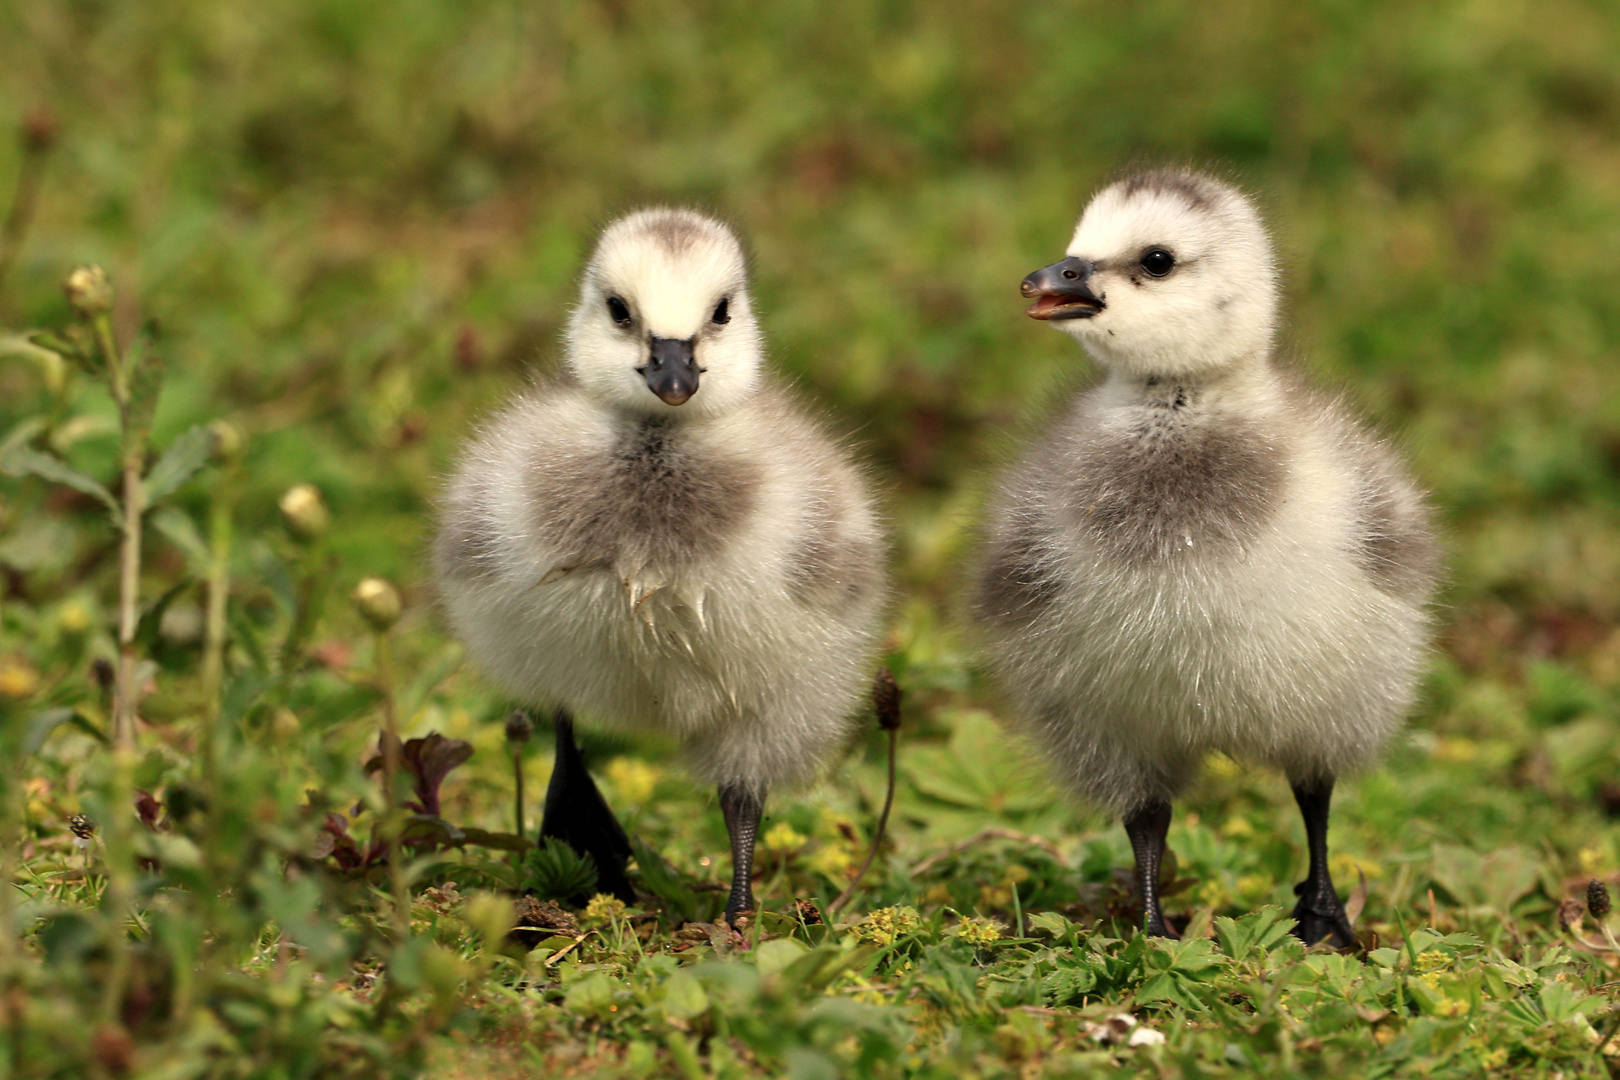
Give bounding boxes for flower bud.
[352,577,402,631]
[0,655,39,700]
[505,710,534,745]
[1589,878,1612,919]
[271,707,301,740]
[63,265,114,319]
[278,483,328,541]
[208,419,246,465]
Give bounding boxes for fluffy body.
[435,209,886,796]
[976,172,1437,816]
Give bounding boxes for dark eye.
[711,297,730,325]
[1139,248,1175,278]
[606,296,631,326]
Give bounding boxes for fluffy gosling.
[435,209,887,925]
[974,171,1438,946]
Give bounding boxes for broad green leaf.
[26,708,108,755]
[143,424,212,503]
[660,972,710,1020]
[1,446,120,522]
[564,973,617,1017]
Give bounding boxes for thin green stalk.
[200,466,235,799]
[375,632,409,941]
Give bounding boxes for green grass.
[3,1,1620,1076]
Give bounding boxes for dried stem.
[828,726,899,914]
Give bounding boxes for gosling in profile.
[974,171,1437,946]
[435,209,887,925]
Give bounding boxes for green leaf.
[26,708,108,755]
[150,506,210,567]
[631,838,699,923]
[143,424,212,503]
[1,446,120,523]
[564,973,617,1017]
[660,971,710,1021]
[135,578,194,652]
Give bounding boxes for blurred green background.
[6,0,1620,624]
[5,0,1620,1073]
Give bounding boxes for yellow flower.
[1329,852,1383,881]
[584,894,627,923]
[1236,874,1272,904]
[1577,846,1607,876]
[57,598,93,635]
[1196,878,1229,909]
[853,906,921,946]
[953,916,1003,946]
[604,757,662,807]
[763,821,808,856]
[1221,815,1253,839]
[0,656,39,700]
[807,841,859,881]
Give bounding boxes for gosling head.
[1021,171,1279,381]
[567,208,763,418]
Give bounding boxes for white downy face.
[566,208,764,418]
[1027,173,1280,381]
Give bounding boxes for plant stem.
[376,631,409,941]
[112,450,143,750]
[200,469,235,795]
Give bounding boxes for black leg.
[1290,777,1357,948]
[718,783,765,928]
[1123,800,1178,938]
[538,710,635,903]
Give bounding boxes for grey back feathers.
[434,208,888,794]
[976,170,1438,814]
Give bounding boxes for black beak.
[641,337,701,406]
[1021,257,1105,320]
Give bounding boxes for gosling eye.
[1139,248,1176,278]
[605,296,632,327]
[711,297,730,325]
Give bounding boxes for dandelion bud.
[872,666,902,731]
[208,419,246,464]
[278,483,328,541]
[505,710,534,746]
[63,265,114,319]
[1589,879,1612,919]
[352,577,402,631]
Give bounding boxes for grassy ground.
[3,1,1620,1076]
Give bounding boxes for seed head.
[872,666,902,732]
[63,265,113,319]
[1589,879,1611,919]
[278,483,328,541]
[504,710,534,745]
[352,577,402,632]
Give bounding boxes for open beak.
[641,337,701,405]
[1021,257,1105,320]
